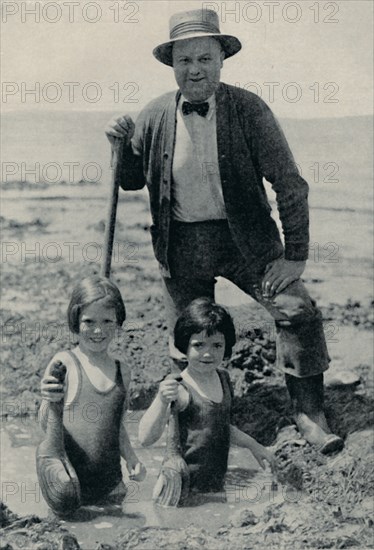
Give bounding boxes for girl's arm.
[138,378,188,447]
[230,425,275,471]
[119,365,146,481]
[120,422,147,481]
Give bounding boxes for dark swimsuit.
[178,368,234,492]
[63,352,126,504]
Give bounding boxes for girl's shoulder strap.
[57,349,82,407]
[63,348,82,369]
[116,360,130,385]
[217,368,234,400]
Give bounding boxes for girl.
[37,275,146,517]
[138,297,274,495]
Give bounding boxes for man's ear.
[220,50,225,67]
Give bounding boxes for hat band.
[170,21,220,40]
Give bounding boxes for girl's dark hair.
[174,297,236,359]
[67,275,126,334]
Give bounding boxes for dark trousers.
[162,220,329,378]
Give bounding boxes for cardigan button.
[163,152,169,159]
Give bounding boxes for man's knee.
[272,287,318,324]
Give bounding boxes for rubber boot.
[285,373,344,454]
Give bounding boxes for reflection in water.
[226,467,260,485]
[1,416,282,546]
[59,502,145,525]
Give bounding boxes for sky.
[1,0,373,118]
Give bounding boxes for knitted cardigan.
[117,82,309,275]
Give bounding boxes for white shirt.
[171,94,226,222]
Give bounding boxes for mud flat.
[1,186,373,548]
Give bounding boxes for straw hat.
[153,9,242,67]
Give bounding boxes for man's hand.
[262,258,306,298]
[105,114,135,147]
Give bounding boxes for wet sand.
[1,184,373,548]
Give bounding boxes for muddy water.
[1,414,283,548]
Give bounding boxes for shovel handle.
[101,138,125,279]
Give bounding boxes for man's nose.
[93,324,102,333]
[188,61,201,75]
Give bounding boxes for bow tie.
[182,101,209,117]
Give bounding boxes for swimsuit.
[63,351,126,504]
[178,368,233,492]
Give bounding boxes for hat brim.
[153,33,242,67]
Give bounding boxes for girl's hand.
[127,460,147,482]
[250,443,276,472]
[40,362,65,402]
[158,378,180,405]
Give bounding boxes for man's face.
[172,37,224,103]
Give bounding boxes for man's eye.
[201,57,210,62]
[104,319,115,324]
[214,343,223,348]
[83,319,92,324]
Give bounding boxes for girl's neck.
[185,366,218,383]
[76,344,110,367]
[183,366,223,403]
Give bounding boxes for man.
[105,9,343,454]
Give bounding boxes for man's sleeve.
[251,101,309,262]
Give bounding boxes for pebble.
[230,509,258,528]
[321,300,373,330]
[324,369,361,387]
[60,534,81,549]
[274,425,304,448]
[94,522,113,529]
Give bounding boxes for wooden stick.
[153,376,190,507]
[101,138,125,279]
